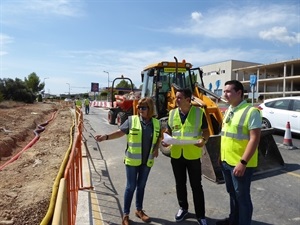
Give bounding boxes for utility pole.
[103,71,109,88]
[66,83,70,98]
[43,77,49,98]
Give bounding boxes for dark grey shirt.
[120,116,158,165]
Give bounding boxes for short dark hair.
[225,80,244,97]
[176,88,192,99]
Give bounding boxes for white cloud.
[168,3,299,46]
[1,0,84,17]
[191,12,203,23]
[0,34,14,56]
[259,26,300,46]
[0,34,13,44]
[25,0,84,16]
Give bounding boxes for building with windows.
[200,58,300,100]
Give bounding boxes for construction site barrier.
[49,106,90,225]
[202,128,285,183]
[91,100,112,108]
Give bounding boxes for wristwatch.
[240,159,247,165]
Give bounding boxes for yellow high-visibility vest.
[75,99,82,107]
[169,106,204,160]
[125,116,160,167]
[221,103,259,167]
[84,99,90,106]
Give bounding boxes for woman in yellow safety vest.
[95,97,161,225]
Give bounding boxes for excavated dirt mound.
[0,101,73,225]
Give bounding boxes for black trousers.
[171,155,205,218]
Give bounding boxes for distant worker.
[216,80,262,225]
[75,97,82,109]
[84,98,90,114]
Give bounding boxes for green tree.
[116,80,136,89]
[0,92,3,102]
[24,72,44,94]
[0,78,35,103]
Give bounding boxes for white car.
[258,96,300,134]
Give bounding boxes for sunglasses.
[225,111,234,123]
[138,106,148,110]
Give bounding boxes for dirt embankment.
[0,101,73,225]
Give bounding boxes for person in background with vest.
[84,98,90,114]
[216,80,261,225]
[162,88,209,225]
[75,97,82,109]
[94,97,161,225]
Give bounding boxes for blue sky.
[1,0,299,95]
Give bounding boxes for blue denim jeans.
[221,161,254,225]
[85,105,89,114]
[123,164,151,215]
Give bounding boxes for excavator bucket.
[202,128,285,183]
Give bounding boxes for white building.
[200,58,300,100]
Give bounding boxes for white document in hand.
[163,133,199,145]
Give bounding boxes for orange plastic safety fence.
[63,107,84,225]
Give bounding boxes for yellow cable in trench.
[40,113,75,225]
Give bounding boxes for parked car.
[258,96,300,134]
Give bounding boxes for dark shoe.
[122,215,130,225]
[135,210,151,223]
[197,218,208,225]
[175,208,188,222]
[216,218,231,225]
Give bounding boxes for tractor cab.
[140,58,197,119]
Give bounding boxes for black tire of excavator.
[108,110,116,125]
[117,111,128,127]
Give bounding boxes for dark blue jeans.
[221,161,254,225]
[171,156,205,219]
[123,164,151,215]
[85,105,89,114]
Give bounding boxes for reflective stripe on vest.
[220,106,252,140]
[169,107,202,138]
[125,116,160,167]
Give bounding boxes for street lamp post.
[103,71,109,88]
[43,77,49,97]
[103,71,110,101]
[66,83,70,98]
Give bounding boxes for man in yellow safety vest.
[84,98,90,114]
[216,80,262,225]
[162,88,209,225]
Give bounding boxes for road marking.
[82,150,104,225]
[281,170,300,178]
[91,191,104,225]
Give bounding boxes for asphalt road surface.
[77,107,300,225]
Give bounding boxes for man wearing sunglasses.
[162,88,209,225]
[217,80,262,225]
